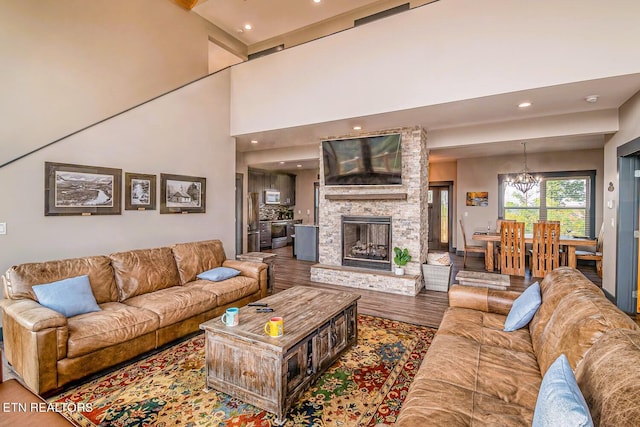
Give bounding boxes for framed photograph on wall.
[125,172,156,211]
[160,173,206,214]
[44,162,122,216]
[466,191,489,207]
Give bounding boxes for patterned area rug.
[49,315,436,426]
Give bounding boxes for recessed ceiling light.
[244,24,252,30]
[313,0,321,3]
[250,140,258,144]
[353,125,362,130]
[279,161,285,164]
[518,102,532,108]
[297,164,302,168]
[585,95,599,103]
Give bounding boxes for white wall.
[603,91,640,296]
[0,71,236,274]
[230,0,640,135]
[456,149,604,251]
[0,0,211,166]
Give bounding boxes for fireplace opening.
[342,216,392,271]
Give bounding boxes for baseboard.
[602,288,616,304]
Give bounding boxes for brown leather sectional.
[1,239,267,396]
[397,267,640,426]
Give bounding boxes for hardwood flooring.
[268,245,609,329]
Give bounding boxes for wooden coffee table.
[199,286,360,424]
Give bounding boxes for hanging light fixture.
[508,142,539,194]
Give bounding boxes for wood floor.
[268,245,607,329]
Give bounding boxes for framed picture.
[125,173,156,211]
[466,191,489,207]
[160,173,206,214]
[44,162,122,216]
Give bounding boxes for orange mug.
[264,317,284,337]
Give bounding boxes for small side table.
[236,252,277,294]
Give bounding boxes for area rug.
[49,315,436,426]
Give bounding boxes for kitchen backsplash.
[260,204,294,221]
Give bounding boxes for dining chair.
[500,221,525,276]
[495,219,515,270]
[530,222,561,277]
[535,220,566,265]
[576,223,604,278]
[459,219,485,267]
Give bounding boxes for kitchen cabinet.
[249,168,296,206]
[259,221,271,249]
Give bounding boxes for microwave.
[264,190,281,204]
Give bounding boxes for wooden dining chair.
[530,222,561,277]
[500,221,525,275]
[576,223,604,278]
[495,219,515,270]
[459,219,485,267]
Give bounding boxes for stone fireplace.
[342,216,391,271]
[310,127,429,296]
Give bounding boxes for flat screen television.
[322,133,402,185]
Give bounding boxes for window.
[498,171,596,237]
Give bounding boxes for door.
[235,173,244,256]
[428,182,453,252]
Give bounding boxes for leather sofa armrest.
[222,260,268,297]
[1,298,68,394]
[448,284,521,316]
[0,298,67,332]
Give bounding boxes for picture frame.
[160,173,206,214]
[466,191,489,207]
[124,172,156,211]
[44,162,122,216]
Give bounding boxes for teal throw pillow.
[197,267,241,282]
[533,354,594,427]
[503,281,541,331]
[32,275,101,318]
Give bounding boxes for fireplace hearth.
[342,216,391,271]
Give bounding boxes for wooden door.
[428,182,453,252]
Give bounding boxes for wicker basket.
[422,263,452,292]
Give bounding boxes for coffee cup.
[221,307,239,326]
[264,317,284,337]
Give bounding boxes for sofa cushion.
[504,282,541,332]
[124,285,218,328]
[396,332,539,426]
[188,275,259,306]
[2,255,118,304]
[109,247,181,301]
[529,268,603,354]
[171,240,226,284]
[66,302,159,358]
[32,275,101,318]
[533,354,593,427]
[533,287,639,376]
[575,329,640,426]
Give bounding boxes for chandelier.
[508,142,539,194]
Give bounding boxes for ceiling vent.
[354,3,410,27]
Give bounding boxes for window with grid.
[498,171,596,237]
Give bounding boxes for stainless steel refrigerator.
[247,192,260,252]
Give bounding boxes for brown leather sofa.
[397,267,640,426]
[0,239,267,396]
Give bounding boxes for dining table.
[472,231,597,272]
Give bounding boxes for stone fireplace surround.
[310,127,429,296]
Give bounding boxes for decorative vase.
[395,267,405,276]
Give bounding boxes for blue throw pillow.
[503,281,541,331]
[197,267,241,282]
[32,275,101,318]
[533,354,594,427]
